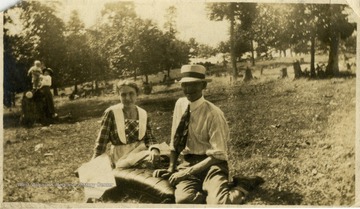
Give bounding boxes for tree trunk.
[95,80,99,90]
[53,87,58,96]
[293,61,302,79]
[243,67,253,82]
[250,40,255,66]
[167,68,171,79]
[310,34,316,78]
[143,75,152,95]
[283,50,286,57]
[280,68,288,78]
[134,69,137,81]
[229,4,238,81]
[74,83,78,94]
[326,32,340,76]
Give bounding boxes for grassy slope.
[2,66,356,205]
[222,77,355,205]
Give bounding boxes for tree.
[289,4,319,77]
[187,38,199,58]
[96,1,138,78]
[64,10,91,92]
[207,3,239,80]
[20,1,67,94]
[235,3,257,66]
[4,1,67,96]
[216,41,230,67]
[252,4,291,59]
[197,44,216,58]
[162,6,190,79]
[160,34,190,79]
[86,26,110,90]
[164,6,177,36]
[316,4,356,76]
[208,3,258,79]
[4,20,29,107]
[233,25,253,61]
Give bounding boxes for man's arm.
[167,150,179,172]
[168,155,225,186]
[184,155,224,175]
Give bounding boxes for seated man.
[154,64,264,204]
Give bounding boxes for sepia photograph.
[1,0,358,207]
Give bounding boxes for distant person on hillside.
[28,60,43,89]
[153,64,264,204]
[39,68,57,120]
[92,80,161,167]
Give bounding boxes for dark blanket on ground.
[103,168,174,203]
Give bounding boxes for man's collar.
[188,96,205,111]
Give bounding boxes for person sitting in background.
[28,60,43,89]
[153,64,264,204]
[93,80,161,169]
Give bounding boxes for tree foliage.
[316,4,356,76]
[207,3,257,79]
[4,1,67,95]
[3,1,357,106]
[63,10,90,87]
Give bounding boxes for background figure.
[28,60,43,89]
[40,68,57,120]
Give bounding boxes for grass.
[2,56,356,205]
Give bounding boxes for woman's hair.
[116,80,140,95]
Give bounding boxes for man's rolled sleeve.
[206,111,229,161]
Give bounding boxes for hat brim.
[178,77,212,83]
[43,69,53,74]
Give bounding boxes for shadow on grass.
[247,187,303,205]
[100,186,303,205]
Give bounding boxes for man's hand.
[153,169,173,179]
[168,168,192,186]
[148,149,160,166]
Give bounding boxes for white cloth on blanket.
[78,153,116,199]
[77,142,172,199]
[115,142,172,168]
[114,141,149,168]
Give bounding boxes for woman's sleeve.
[92,110,114,158]
[144,117,160,152]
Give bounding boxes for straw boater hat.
[178,65,212,83]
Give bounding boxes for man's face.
[181,81,206,102]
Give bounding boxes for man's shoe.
[231,175,265,192]
[86,197,103,203]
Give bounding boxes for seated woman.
[80,80,164,203]
[93,80,161,168]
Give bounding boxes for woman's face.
[119,86,138,107]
